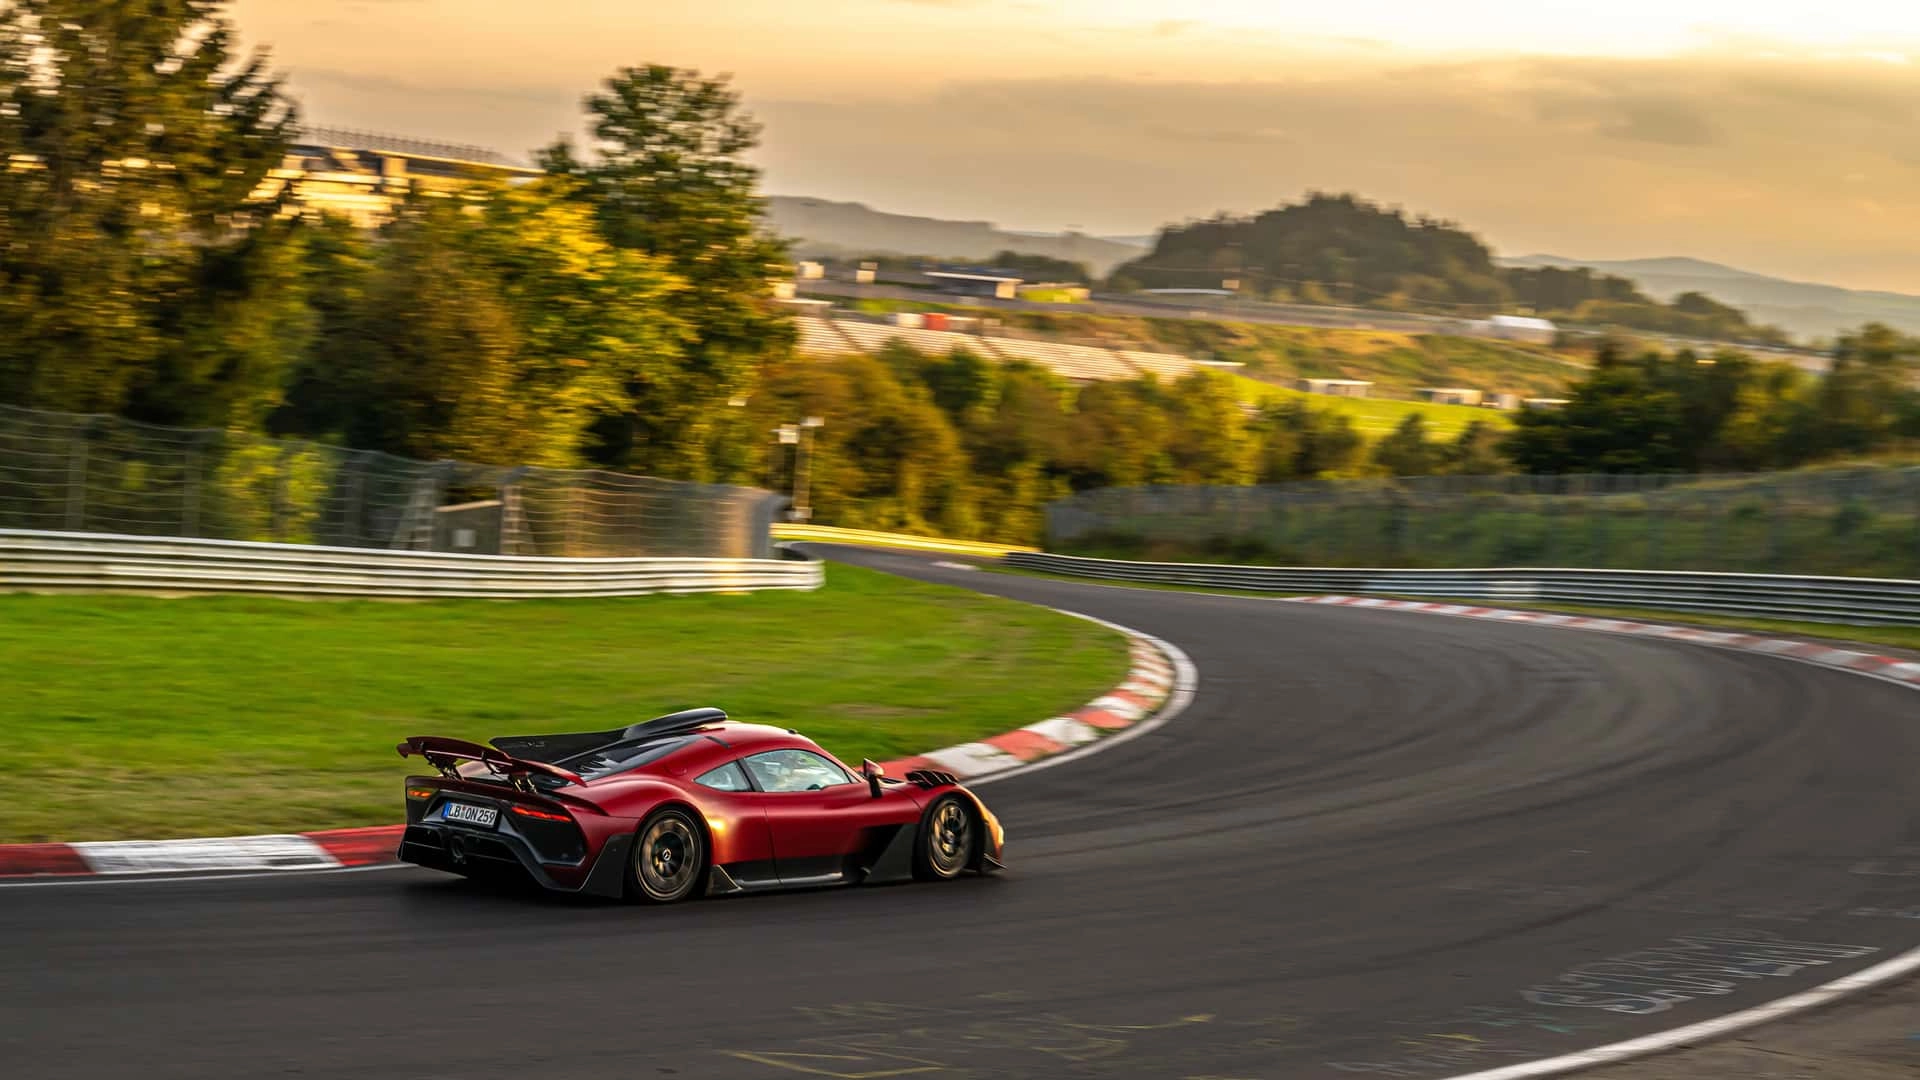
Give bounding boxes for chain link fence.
[0,405,785,559]
[1046,470,1920,579]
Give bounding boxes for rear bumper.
[398,822,632,899]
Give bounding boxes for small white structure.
[924,271,1022,300]
[853,261,878,284]
[1300,378,1373,398]
[1473,315,1557,344]
[1484,392,1523,410]
[1415,387,1484,406]
[888,311,926,329]
[796,260,825,280]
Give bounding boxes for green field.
[1053,467,1920,580]
[0,565,1127,843]
[1225,374,1507,439]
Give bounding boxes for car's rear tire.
[912,795,977,882]
[628,807,706,904]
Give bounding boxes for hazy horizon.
[236,2,1920,293]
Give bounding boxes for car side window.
[742,749,854,793]
[694,762,753,792]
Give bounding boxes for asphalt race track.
[5,545,1919,1080]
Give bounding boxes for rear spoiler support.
[397,736,587,790]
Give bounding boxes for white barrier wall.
[0,530,822,599]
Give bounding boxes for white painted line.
[1437,944,1920,1080]
[0,861,411,889]
[73,835,340,874]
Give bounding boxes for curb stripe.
[0,843,90,877]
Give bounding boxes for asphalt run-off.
[2,544,1917,1080]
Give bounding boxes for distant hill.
[1500,255,1920,340]
[763,196,1146,277]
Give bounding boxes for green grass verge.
[0,564,1127,843]
[1224,374,1508,438]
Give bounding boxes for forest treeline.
[2,4,1915,546]
[1111,193,1792,346]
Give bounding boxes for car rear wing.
[397,735,587,789]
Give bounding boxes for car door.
[687,760,779,889]
[740,749,904,885]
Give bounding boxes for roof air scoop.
[622,708,728,741]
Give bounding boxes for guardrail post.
[563,475,584,556]
[499,467,529,555]
[271,444,291,544]
[64,418,92,532]
[182,432,203,538]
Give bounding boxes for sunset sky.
[234,2,1920,292]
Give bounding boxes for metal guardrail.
[0,530,822,600]
[772,524,1036,557]
[1005,551,1920,626]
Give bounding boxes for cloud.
[747,53,1920,290]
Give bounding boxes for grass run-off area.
[1226,374,1505,439]
[0,564,1127,843]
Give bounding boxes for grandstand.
[793,316,858,356]
[1116,350,1206,380]
[983,337,1138,382]
[791,313,1222,386]
[831,319,991,358]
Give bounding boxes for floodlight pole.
[793,416,824,522]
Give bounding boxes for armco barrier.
[1005,551,1920,625]
[0,530,822,599]
[772,523,1035,557]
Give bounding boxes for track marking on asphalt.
[1434,945,1920,1080]
[0,861,410,889]
[1254,594,1920,1080]
[914,567,1920,1079]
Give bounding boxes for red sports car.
[396,708,1005,902]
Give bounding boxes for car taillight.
[510,805,571,822]
[406,786,435,800]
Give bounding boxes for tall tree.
[1371,413,1441,476]
[542,65,793,479]
[277,183,692,467]
[0,0,298,424]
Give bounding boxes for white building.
[1414,387,1484,406]
[1472,315,1558,344]
[1300,378,1374,398]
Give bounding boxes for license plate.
[442,803,498,828]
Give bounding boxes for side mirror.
[861,758,885,799]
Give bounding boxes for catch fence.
[0,405,784,559]
[1046,470,1920,580]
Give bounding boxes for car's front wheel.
[629,808,705,903]
[913,795,977,881]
